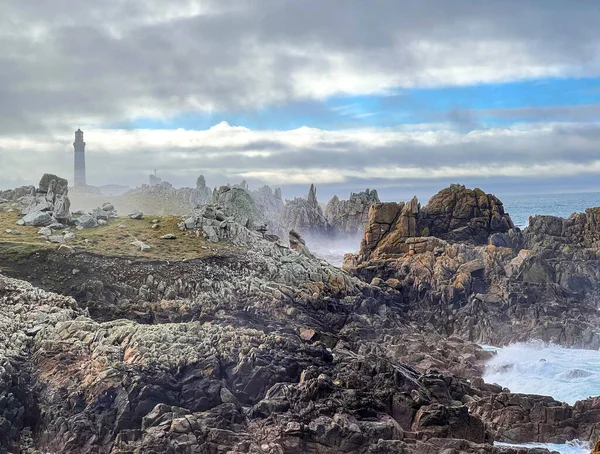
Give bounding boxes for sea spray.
[303,233,363,267]
[495,440,589,454]
[483,341,600,405]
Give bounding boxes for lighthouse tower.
[73,129,86,188]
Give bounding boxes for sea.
[484,342,599,453]
[306,191,600,453]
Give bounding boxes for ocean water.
[500,191,600,228]
[483,341,600,405]
[495,440,590,454]
[485,342,600,454]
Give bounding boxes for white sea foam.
[495,440,589,453]
[482,341,600,405]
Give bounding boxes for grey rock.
[20,210,55,227]
[160,234,176,240]
[129,212,144,220]
[38,227,53,237]
[38,173,68,196]
[75,214,98,229]
[131,240,151,251]
[325,189,380,235]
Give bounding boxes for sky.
[1,0,600,202]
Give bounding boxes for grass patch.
[0,206,238,261]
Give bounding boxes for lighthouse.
[73,129,86,188]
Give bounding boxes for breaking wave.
[482,341,600,405]
[495,440,589,453]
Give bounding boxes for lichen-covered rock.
[16,174,72,226]
[213,185,267,230]
[325,189,380,235]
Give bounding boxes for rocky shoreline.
[1,177,600,453]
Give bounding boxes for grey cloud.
[2,0,600,136]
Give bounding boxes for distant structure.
[149,169,162,186]
[73,129,86,187]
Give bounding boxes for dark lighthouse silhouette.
[73,129,86,188]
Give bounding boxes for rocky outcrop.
[0,185,35,203]
[325,189,380,235]
[283,184,332,236]
[16,174,71,226]
[126,174,212,209]
[344,185,600,349]
[250,185,285,217]
[0,269,558,454]
[212,186,268,231]
[355,185,514,264]
[420,184,514,244]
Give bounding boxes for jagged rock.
[289,230,315,258]
[15,175,71,226]
[344,187,600,349]
[129,212,144,220]
[325,189,380,234]
[102,202,115,211]
[38,173,68,196]
[0,185,35,202]
[419,184,514,244]
[283,185,332,236]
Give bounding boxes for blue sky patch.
[110,76,600,132]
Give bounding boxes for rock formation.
[0,185,35,203]
[5,180,600,452]
[282,184,332,236]
[126,174,212,210]
[325,189,380,235]
[15,174,71,226]
[250,185,285,217]
[344,184,600,349]
[212,186,267,231]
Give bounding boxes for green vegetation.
[0,208,238,261]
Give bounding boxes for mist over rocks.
[4,177,600,451]
[325,189,380,235]
[282,184,333,237]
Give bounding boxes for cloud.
[1,0,600,136]
[2,122,600,197]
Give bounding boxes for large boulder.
[419,184,514,244]
[38,173,68,197]
[19,210,55,227]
